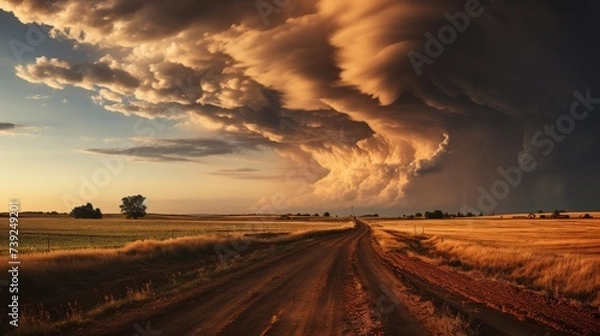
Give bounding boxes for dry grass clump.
[430,306,475,336]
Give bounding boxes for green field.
[1,214,352,253]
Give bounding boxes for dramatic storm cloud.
[3,0,599,213]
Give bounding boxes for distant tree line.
[281,212,331,217]
[402,210,484,219]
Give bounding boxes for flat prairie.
[3,214,600,335]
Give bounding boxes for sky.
[1,0,599,215]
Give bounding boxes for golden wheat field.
[369,213,600,308]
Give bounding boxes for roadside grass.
[369,217,600,308]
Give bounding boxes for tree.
[120,194,147,219]
[323,211,330,217]
[70,203,102,219]
[415,212,423,218]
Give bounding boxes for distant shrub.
[70,203,102,219]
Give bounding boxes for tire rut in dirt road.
[353,226,429,336]
[265,225,362,336]
[215,233,354,336]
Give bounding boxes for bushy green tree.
[120,194,147,219]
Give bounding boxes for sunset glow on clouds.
[1,0,599,214]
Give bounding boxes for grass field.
[369,213,600,307]
[1,214,351,253]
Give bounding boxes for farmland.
[0,214,350,253]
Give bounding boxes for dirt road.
[78,221,600,335]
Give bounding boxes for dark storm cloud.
[190,89,375,148]
[0,0,317,44]
[3,0,600,211]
